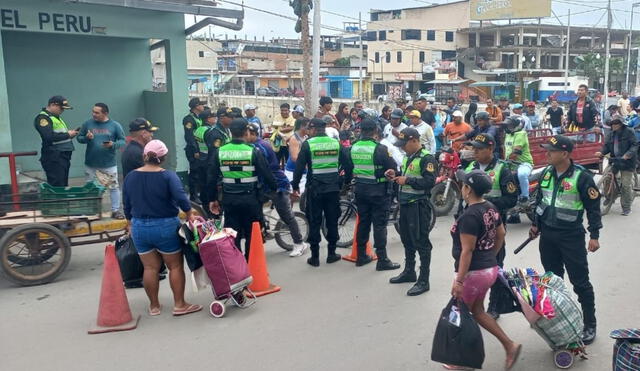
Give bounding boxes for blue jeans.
[86,166,120,212]
[131,217,182,255]
[517,163,533,198]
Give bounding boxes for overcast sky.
[190,0,640,40]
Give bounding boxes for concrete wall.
[367,2,470,75]
[3,31,151,176]
[0,0,189,184]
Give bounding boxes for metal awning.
[469,82,518,87]
[70,0,242,17]
[425,79,469,85]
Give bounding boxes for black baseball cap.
[188,97,206,109]
[456,169,493,196]
[540,135,574,152]
[467,133,496,149]
[417,96,428,102]
[609,114,625,125]
[475,111,490,121]
[360,119,378,131]
[199,109,216,120]
[394,127,420,147]
[217,107,234,118]
[308,118,326,129]
[229,118,248,132]
[48,95,73,109]
[390,108,404,119]
[129,117,158,132]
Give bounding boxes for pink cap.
[143,139,168,158]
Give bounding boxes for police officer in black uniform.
[343,119,400,270]
[387,128,438,296]
[34,96,78,186]
[464,134,518,318]
[207,118,277,259]
[183,97,206,202]
[530,135,602,345]
[291,118,351,267]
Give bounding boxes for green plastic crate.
[39,182,105,216]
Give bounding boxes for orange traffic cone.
[342,213,377,263]
[247,222,281,297]
[88,244,140,334]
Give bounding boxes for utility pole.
[311,0,321,114]
[603,0,612,105]
[300,0,312,116]
[358,12,364,101]
[626,3,640,93]
[564,9,571,93]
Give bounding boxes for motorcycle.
[505,161,544,223]
[430,145,462,216]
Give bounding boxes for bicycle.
[193,200,308,252]
[597,157,639,215]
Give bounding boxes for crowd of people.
[34,87,632,366]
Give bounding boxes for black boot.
[375,249,400,271]
[407,267,430,296]
[355,255,373,266]
[582,325,596,345]
[389,262,417,284]
[326,253,341,264]
[307,246,320,267]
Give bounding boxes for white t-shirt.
[413,121,437,154]
[380,137,405,167]
[382,122,408,146]
[326,127,340,140]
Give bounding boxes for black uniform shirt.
[205,124,231,159]
[343,137,398,196]
[292,133,352,193]
[34,109,72,151]
[399,149,438,198]
[534,162,602,239]
[182,112,200,158]
[206,139,277,202]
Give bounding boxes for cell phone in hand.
[103,141,111,144]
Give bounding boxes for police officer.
[35,96,78,186]
[465,133,518,318]
[344,119,400,270]
[530,135,602,345]
[291,118,351,267]
[207,119,277,259]
[386,128,437,296]
[191,109,217,209]
[183,97,206,202]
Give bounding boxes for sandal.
[443,365,474,370]
[148,305,162,316]
[172,304,203,316]
[506,344,522,370]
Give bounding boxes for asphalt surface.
[1,202,639,371]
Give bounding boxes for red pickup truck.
[527,129,603,170]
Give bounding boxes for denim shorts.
[131,217,181,255]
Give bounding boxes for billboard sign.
[470,0,551,20]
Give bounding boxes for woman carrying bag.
[123,139,201,317]
[445,170,521,370]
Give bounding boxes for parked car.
[418,89,436,103]
[293,88,305,97]
[608,90,619,97]
[377,92,412,103]
[256,87,279,96]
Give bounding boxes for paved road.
[1,203,639,371]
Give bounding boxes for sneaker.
[289,242,309,257]
[111,210,125,219]
[518,196,529,205]
[622,210,632,216]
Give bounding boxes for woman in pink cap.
[123,139,202,317]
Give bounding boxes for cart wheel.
[232,291,247,307]
[209,301,226,318]
[0,224,71,286]
[553,350,574,369]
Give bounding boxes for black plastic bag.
[431,297,485,369]
[492,278,522,315]
[115,235,144,285]
[179,223,203,272]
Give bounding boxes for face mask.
[460,149,475,160]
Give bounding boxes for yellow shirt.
[272,114,296,144]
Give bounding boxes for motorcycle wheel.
[430,182,458,217]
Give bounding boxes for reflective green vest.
[308,136,340,183]
[218,142,257,193]
[190,113,203,129]
[465,160,505,199]
[399,149,430,204]
[536,166,584,224]
[193,125,211,154]
[351,139,387,184]
[40,110,73,151]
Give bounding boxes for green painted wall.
[0,0,189,183]
[3,31,151,176]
